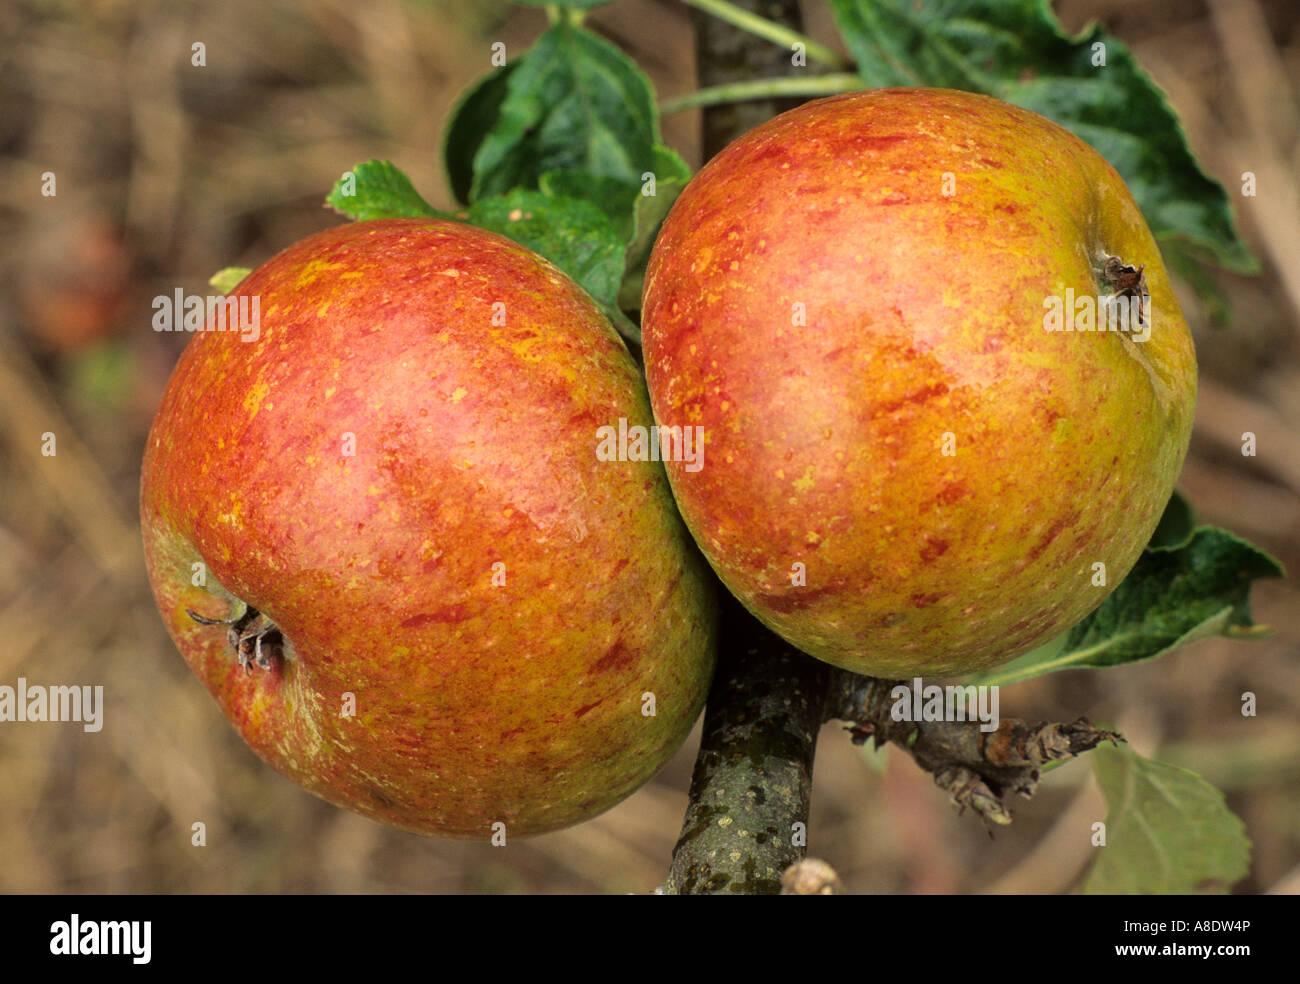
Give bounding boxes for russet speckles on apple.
[642,87,1196,679]
[142,218,717,837]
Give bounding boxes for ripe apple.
[141,218,716,837]
[641,87,1197,679]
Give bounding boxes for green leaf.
[625,146,691,269]
[210,267,252,294]
[468,21,658,203]
[825,0,1257,273]
[974,527,1283,686]
[466,188,629,333]
[1084,743,1250,894]
[1146,489,1195,550]
[1163,238,1235,327]
[620,145,693,314]
[326,159,441,221]
[443,64,517,206]
[542,143,692,270]
[538,170,640,241]
[436,21,683,328]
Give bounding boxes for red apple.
[641,87,1197,679]
[141,218,716,837]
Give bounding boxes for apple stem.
[186,603,283,673]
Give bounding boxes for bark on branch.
[690,0,814,161]
[662,596,830,894]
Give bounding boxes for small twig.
[660,73,861,115]
[827,671,1124,826]
[680,0,852,69]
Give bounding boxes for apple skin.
[641,87,1197,679]
[141,218,716,837]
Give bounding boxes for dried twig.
[828,673,1124,827]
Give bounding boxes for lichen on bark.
[662,595,829,894]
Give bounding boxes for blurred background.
[0,0,1296,894]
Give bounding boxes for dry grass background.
[0,0,1296,894]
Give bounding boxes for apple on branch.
[141,218,717,838]
[641,87,1197,679]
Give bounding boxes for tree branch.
[691,0,815,159]
[663,595,830,894]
